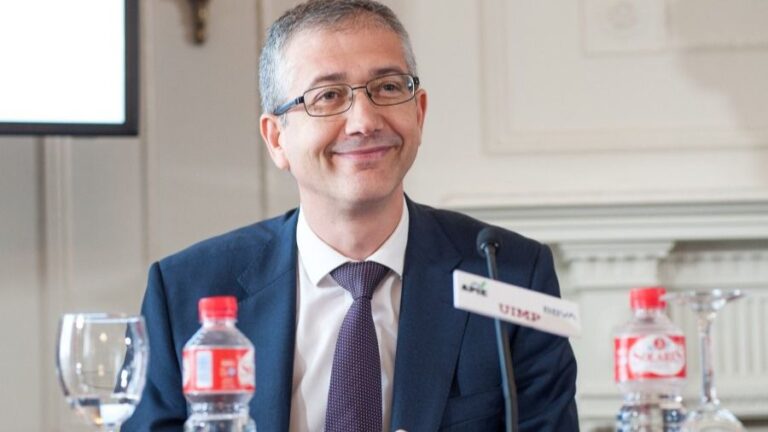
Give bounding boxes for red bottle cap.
[198,296,238,321]
[629,286,667,309]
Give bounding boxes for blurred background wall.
[0,0,766,430]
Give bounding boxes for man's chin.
[337,185,403,210]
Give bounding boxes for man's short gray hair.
[259,0,418,115]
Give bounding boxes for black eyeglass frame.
[272,73,420,117]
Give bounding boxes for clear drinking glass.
[663,289,746,432]
[56,313,149,431]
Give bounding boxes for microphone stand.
[482,240,518,432]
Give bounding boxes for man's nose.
[344,87,383,136]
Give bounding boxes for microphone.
[476,227,518,432]
[476,227,502,279]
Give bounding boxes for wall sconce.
[189,0,210,44]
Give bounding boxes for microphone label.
[461,280,488,296]
[453,270,581,338]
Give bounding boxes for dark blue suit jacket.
[124,199,579,431]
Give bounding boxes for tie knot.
[330,261,390,300]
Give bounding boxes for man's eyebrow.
[304,66,409,89]
[370,66,407,77]
[307,72,347,88]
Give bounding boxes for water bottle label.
[183,347,255,394]
[615,334,686,381]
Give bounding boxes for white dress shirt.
[289,204,409,432]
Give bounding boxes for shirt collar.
[296,199,409,286]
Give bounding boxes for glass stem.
[699,315,719,406]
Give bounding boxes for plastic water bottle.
[614,287,686,431]
[183,296,256,431]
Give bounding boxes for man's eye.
[379,82,404,92]
[311,88,346,105]
[320,90,341,100]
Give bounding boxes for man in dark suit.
[125,1,579,431]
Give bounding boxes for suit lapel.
[236,211,299,432]
[390,201,467,431]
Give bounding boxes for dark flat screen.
[0,0,138,136]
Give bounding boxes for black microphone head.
[476,226,503,257]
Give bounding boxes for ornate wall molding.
[662,246,768,288]
[40,136,76,430]
[458,200,768,244]
[582,0,768,54]
[477,0,768,155]
[558,241,674,290]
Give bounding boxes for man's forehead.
[304,65,407,86]
[281,23,409,90]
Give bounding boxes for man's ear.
[260,113,290,171]
[415,89,427,134]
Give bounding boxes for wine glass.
[56,313,149,431]
[663,289,746,432]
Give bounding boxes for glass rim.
[59,312,145,324]
[661,289,745,301]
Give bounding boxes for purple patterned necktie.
[325,261,390,432]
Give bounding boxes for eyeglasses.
[272,73,420,117]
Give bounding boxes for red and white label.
[615,334,686,382]
[183,347,255,394]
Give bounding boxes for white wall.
[1,0,766,430]
[0,139,43,431]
